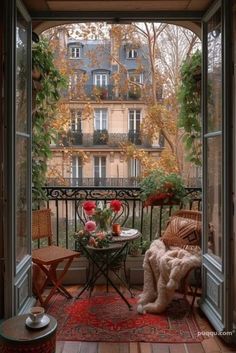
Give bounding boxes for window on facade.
[69,45,81,59]
[94,156,106,179]
[127,49,138,59]
[129,158,141,178]
[71,111,82,132]
[129,72,143,84]
[94,109,108,130]
[129,109,141,131]
[71,156,83,185]
[94,73,108,87]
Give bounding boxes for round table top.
[86,228,142,252]
[0,314,57,343]
[111,228,141,242]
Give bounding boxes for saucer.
[25,314,50,329]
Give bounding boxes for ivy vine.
[178,50,202,166]
[32,39,67,206]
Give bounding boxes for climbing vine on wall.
[32,39,67,205]
[178,50,202,166]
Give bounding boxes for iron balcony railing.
[56,131,154,148]
[46,177,141,187]
[128,130,142,145]
[35,186,202,251]
[68,84,146,101]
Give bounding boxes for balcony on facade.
[46,177,141,187]
[67,84,159,102]
[56,131,158,149]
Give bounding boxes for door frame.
[2,1,234,334]
[200,0,234,340]
[4,0,35,318]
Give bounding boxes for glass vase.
[96,217,111,234]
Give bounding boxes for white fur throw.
[137,239,201,314]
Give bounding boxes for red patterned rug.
[46,290,203,343]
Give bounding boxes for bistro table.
[76,228,141,310]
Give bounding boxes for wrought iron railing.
[67,84,163,102]
[36,186,202,251]
[128,130,142,145]
[55,132,154,148]
[46,177,141,187]
[68,84,146,101]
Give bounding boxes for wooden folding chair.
[32,208,80,307]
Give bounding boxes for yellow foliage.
[121,142,178,175]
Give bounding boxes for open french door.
[201,0,235,342]
[4,0,34,317]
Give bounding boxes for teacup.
[28,306,45,323]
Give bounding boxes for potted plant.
[139,169,186,207]
[93,86,108,99]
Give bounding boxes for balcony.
[128,130,142,145]
[93,129,109,145]
[55,132,155,148]
[47,177,141,187]
[68,84,148,101]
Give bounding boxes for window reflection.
[207,8,222,132]
[15,10,29,265]
[206,135,222,260]
[16,14,28,133]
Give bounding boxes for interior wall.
[233,1,236,324]
[0,0,5,319]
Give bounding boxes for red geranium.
[83,201,96,215]
[110,200,122,213]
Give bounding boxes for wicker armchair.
[163,209,203,307]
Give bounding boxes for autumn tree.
[120,23,200,174]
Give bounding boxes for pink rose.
[85,221,96,233]
[110,200,122,212]
[88,237,97,247]
[96,232,105,240]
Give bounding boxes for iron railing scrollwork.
[36,186,202,251]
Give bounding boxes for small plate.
[25,314,50,329]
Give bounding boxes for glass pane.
[129,110,134,130]
[16,136,29,264]
[94,110,100,130]
[207,8,222,132]
[136,110,141,131]
[206,135,222,260]
[16,10,28,133]
[102,110,107,130]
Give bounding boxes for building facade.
[47,37,162,186]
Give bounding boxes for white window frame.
[69,45,81,59]
[94,73,108,87]
[94,156,106,178]
[94,109,108,130]
[130,158,140,177]
[71,156,83,179]
[127,49,138,59]
[71,111,82,132]
[128,72,143,84]
[128,109,141,131]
